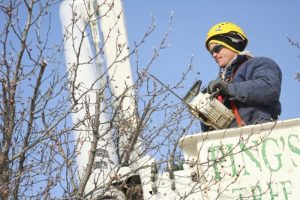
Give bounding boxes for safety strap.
[230,100,245,127]
[228,55,250,127]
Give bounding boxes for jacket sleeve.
[227,57,282,106]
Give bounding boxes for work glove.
[207,79,230,96]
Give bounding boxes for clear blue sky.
[121,1,300,120]
[51,1,300,121]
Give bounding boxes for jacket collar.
[220,50,253,81]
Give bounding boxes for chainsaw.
[150,74,234,130]
[183,80,234,130]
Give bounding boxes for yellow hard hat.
[205,22,248,53]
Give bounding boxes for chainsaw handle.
[209,88,220,100]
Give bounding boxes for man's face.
[208,43,238,68]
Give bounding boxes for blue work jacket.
[226,56,282,127]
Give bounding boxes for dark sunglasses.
[209,44,224,55]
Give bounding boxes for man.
[203,22,282,131]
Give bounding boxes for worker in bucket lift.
[202,22,282,131]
